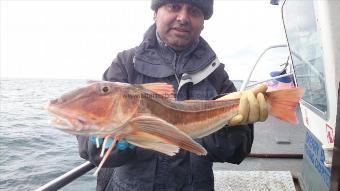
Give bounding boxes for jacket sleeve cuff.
[77,135,137,167]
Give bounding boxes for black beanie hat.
[151,0,214,20]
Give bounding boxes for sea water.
[0,78,96,191]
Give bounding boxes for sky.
[0,0,287,81]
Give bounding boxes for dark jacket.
[77,24,254,191]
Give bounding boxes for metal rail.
[240,44,288,91]
[248,153,303,159]
[34,161,95,191]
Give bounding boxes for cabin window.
[283,0,328,115]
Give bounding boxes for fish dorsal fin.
[141,83,175,99]
[129,115,207,155]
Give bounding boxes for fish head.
[47,81,141,136]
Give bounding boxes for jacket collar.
[134,24,216,78]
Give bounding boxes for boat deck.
[214,171,296,191]
[213,112,306,190]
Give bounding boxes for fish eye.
[100,85,111,94]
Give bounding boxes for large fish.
[47,81,304,175]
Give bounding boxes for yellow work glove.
[217,84,269,126]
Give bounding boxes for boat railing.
[240,44,291,91]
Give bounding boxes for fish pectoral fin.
[129,115,207,155]
[126,134,179,156]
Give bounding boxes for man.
[77,0,267,190]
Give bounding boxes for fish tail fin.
[266,87,304,124]
[142,83,174,99]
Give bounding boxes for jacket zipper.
[172,54,181,98]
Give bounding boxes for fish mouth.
[49,114,106,136]
[47,106,90,133]
[47,105,115,136]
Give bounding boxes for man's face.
[154,3,204,51]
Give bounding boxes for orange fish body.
[47,81,304,175]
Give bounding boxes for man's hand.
[89,136,135,150]
[217,84,268,126]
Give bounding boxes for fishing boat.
[35,0,340,190]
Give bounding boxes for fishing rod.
[34,161,95,191]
